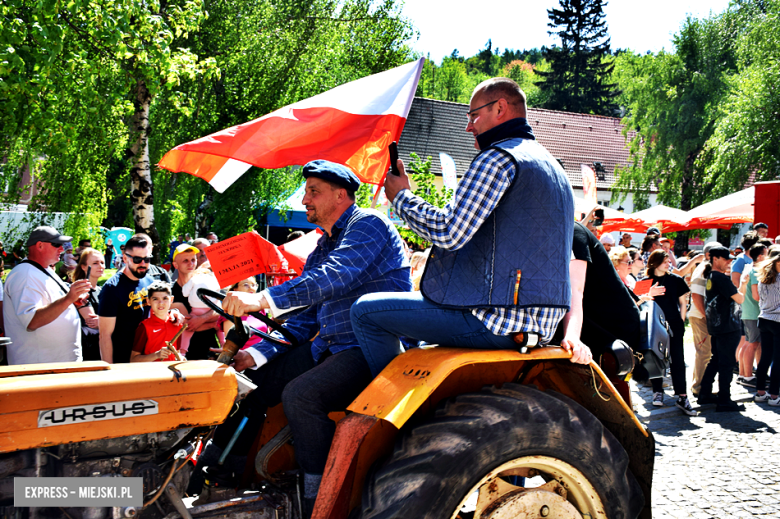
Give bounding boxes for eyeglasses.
[126,254,153,264]
[238,282,258,290]
[621,259,634,265]
[466,100,498,124]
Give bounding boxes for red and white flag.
[158,59,425,192]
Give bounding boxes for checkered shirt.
[393,148,566,344]
[259,204,411,362]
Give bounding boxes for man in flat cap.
[3,226,92,364]
[198,160,410,513]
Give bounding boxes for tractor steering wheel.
[196,288,299,349]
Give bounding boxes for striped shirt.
[394,148,566,344]
[758,279,780,323]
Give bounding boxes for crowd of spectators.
[597,221,779,414]
[0,226,226,367]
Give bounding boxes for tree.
[149,0,415,246]
[1,0,414,254]
[699,0,780,196]
[612,13,738,252]
[535,0,619,115]
[0,0,216,257]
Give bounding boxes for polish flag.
[158,58,425,192]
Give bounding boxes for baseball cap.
[599,233,615,246]
[754,222,768,230]
[708,246,735,260]
[646,227,661,236]
[703,241,723,254]
[173,243,199,262]
[25,226,72,247]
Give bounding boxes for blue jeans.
[212,345,372,477]
[351,291,519,377]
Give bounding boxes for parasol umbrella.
[622,205,691,233]
[684,187,754,230]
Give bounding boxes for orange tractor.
[0,290,664,519]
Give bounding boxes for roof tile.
[398,97,637,190]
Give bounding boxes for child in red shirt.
[131,281,183,362]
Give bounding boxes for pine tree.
[535,0,619,115]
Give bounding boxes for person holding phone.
[3,226,91,364]
[73,248,106,361]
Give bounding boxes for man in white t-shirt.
[3,226,92,364]
[689,241,721,397]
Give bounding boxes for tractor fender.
[312,347,654,519]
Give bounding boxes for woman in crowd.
[73,248,106,361]
[644,249,697,416]
[611,247,664,303]
[628,249,645,285]
[755,248,780,406]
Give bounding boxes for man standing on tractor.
[351,77,587,377]
[209,160,411,516]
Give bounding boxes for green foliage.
[699,0,780,195]
[398,152,452,248]
[612,13,738,213]
[536,0,620,115]
[1,0,414,251]
[416,45,550,107]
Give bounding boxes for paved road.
[629,330,780,518]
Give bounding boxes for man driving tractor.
[203,160,411,517]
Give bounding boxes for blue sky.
[400,0,733,63]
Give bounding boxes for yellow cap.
[173,243,199,262]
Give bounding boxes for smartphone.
[86,266,92,279]
[593,208,604,227]
[389,141,400,176]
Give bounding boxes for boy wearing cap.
[3,226,92,364]
[699,246,745,411]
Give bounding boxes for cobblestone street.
[630,329,780,518]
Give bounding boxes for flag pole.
[371,170,389,209]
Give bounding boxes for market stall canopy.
[158,59,424,192]
[624,205,691,233]
[684,187,754,229]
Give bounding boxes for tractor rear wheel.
[358,384,643,519]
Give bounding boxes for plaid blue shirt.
[394,148,565,344]
[256,204,411,362]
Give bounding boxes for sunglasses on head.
[126,254,153,264]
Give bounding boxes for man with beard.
[98,234,173,363]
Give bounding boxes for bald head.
[472,77,527,118]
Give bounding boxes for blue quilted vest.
[420,118,574,309]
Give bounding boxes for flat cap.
[26,226,72,247]
[302,160,360,193]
